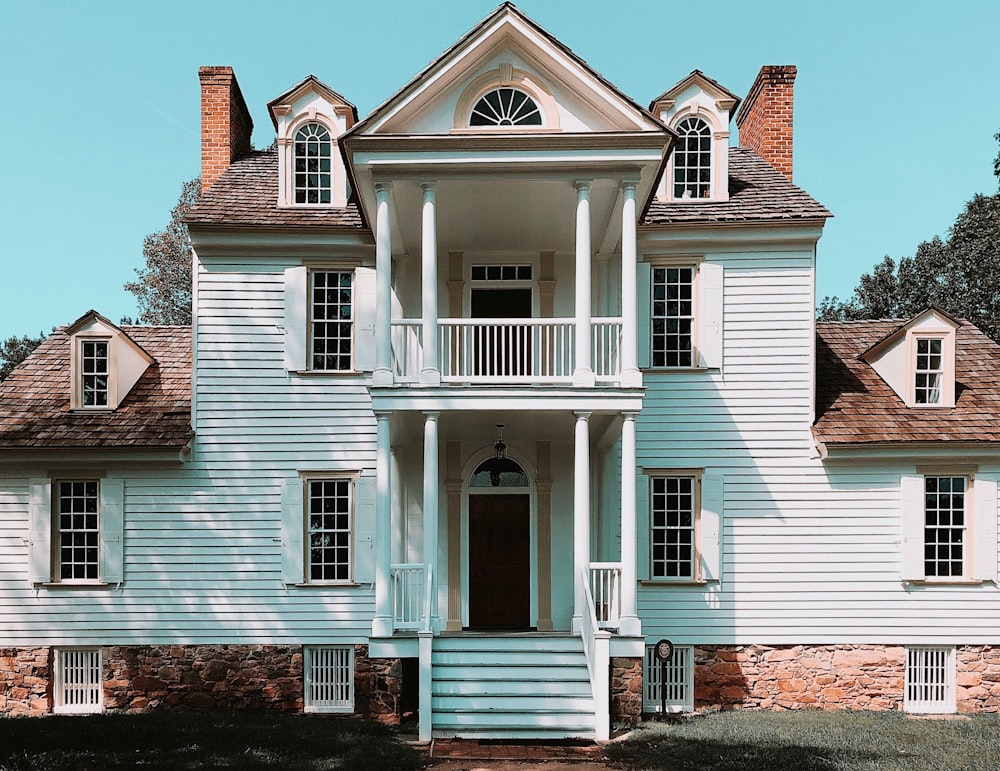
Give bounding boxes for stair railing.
[579,566,612,741]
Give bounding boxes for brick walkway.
[429,738,607,761]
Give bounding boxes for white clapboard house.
[3,2,1000,738]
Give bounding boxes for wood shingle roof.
[814,320,1000,447]
[0,326,192,451]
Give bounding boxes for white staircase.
[431,634,596,739]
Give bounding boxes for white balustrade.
[388,318,623,384]
[589,562,622,630]
[579,566,611,741]
[390,563,424,630]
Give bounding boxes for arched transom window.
[470,457,529,488]
[294,123,333,204]
[673,117,712,199]
[470,88,542,127]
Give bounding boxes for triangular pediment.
[267,75,358,130]
[649,70,741,117]
[355,3,666,136]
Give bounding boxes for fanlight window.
[470,88,542,127]
[470,457,529,488]
[294,123,333,204]
[673,117,712,199]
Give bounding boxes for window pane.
[307,479,352,581]
[650,476,696,579]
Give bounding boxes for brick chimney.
[735,65,796,181]
[198,66,253,194]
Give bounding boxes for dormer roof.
[649,69,741,115]
[65,309,156,365]
[266,74,358,130]
[859,306,962,362]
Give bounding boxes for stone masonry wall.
[355,646,403,724]
[956,646,1000,713]
[0,648,50,716]
[610,656,643,724]
[103,645,303,712]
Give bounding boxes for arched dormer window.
[470,88,542,127]
[673,117,712,199]
[294,123,333,204]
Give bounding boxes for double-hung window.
[281,474,375,586]
[80,340,110,407]
[311,270,354,372]
[293,123,333,205]
[27,477,124,586]
[901,471,997,583]
[638,261,723,371]
[914,337,944,405]
[639,471,723,583]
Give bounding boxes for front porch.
[365,405,645,740]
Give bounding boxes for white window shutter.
[900,475,925,581]
[353,267,377,372]
[973,477,998,582]
[637,262,651,369]
[100,477,125,584]
[281,478,304,585]
[698,262,723,369]
[28,478,51,585]
[354,475,376,583]
[636,473,649,580]
[284,266,308,372]
[700,472,723,582]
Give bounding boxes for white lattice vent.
[644,644,694,713]
[905,646,955,713]
[54,648,103,714]
[304,646,354,713]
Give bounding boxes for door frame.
[460,447,537,629]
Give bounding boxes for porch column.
[573,180,595,387]
[420,183,440,385]
[372,411,393,637]
[619,411,641,636]
[620,179,642,387]
[445,440,463,632]
[536,440,554,631]
[373,183,393,387]
[423,411,440,631]
[572,410,591,633]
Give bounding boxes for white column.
[423,411,440,631]
[620,180,642,387]
[420,183,440,385]
[372,411,393,637]
[373,183,393,387]
[619,411,641,636]
[573,180,595,387]
[572,410,591,633]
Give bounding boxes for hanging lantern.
[493,424,507,460]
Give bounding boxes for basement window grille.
[644,644,694,713]
[53,648,103,714]
[905,646,955,713]
[304,645,354,713]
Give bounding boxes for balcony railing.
[390,563,425,631]
[389,318,622,385]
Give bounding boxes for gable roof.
[266,74,358,130]
[649,69,741,114]
[184,149,365,229]
[859,306,961,361]
[814,319,1000,448]
[0,326,193,453]
[349,2,667,137]
[643,148,831,225]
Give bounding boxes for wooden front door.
[469,494,531,629]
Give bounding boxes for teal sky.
[2,0,998,337]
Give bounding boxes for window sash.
[651,267,694,368]
[650,475,696,579]
[293,124,333,204]
[310,270,354,371]
[56,480,100,582]
[672,118,712,199]
[915,338,944,404]
[924,476,966,578]
[307,478,353,582]
[80,340,109,407]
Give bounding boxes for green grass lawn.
[607,710,1000,771]
[0,711,424,771]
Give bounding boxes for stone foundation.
[355,646,403,724]
[103,644,303,712]
[610,656,643,723]
[956,646,1000,713]
[0,648,50,716]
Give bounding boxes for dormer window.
[294,123,333,204]
[673,117,712,199]
[470,88,542,127]
[80,340,110,407]
[915,338,944,405]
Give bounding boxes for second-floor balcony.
[390,317,623,385]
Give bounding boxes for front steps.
[430,634,596,739]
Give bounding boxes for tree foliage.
[820,134,1000,341]
[124,178,200,325]
[0,334,46,381]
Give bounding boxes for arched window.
[470,88,542,127]
[470,457,529,488]
[672,117,712,199]
[294,123,333,204]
